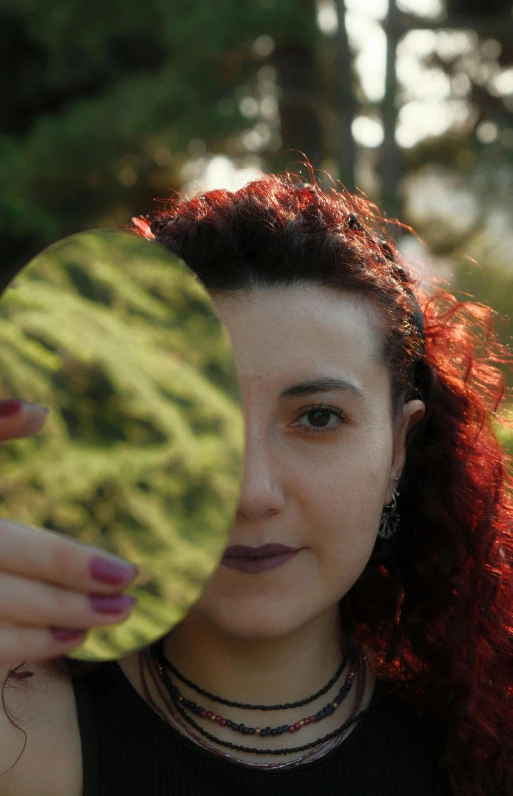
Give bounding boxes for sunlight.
[181,155,263,197]
[397,0,444,18]
[352,115,384,147]
[316,0,338,34]
[491,68,513,97]
[345,0,388,21]
[313,0,478,149]
[396,99,472,148]
[346,13,387,102]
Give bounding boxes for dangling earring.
[378,479,400,540]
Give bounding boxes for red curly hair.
[131,173,513,795]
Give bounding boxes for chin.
[194,595,307,642]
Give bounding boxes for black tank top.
[72,660,448,795]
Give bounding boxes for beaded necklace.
[159,656,358,738]
[137,642,384,771]
[157,637,348,711]
[151,644,362,756]
[139,645,365,770]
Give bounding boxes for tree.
[1,0,332,279]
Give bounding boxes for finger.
[0,519,140,594]
[0,572,136,629]
[0,400,48,442]
[0,625,88,666]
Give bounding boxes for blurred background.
[2,0,513,401]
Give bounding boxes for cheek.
[296,431,392,558]
[309,492,381,582]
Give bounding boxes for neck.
[164,607,345,709]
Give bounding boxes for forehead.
[212,285,385,389]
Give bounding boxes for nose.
[235,433,286,522]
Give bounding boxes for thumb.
[0,400,49,442]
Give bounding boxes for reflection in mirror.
[0,230,244,661]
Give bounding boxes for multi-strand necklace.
[137,639,384,771]
[154,643,357,739]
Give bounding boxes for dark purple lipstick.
[221,544,299,574]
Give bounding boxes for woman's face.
[192,285,424,641]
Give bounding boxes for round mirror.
[0,230,244,661]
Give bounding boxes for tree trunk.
[270,0,323,172]
[381,0,402,219]
[334,0,356,191]
[271,36,323,171]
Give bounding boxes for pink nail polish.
[89,594,136,614]
[0,400,23,417]
[90,555,139,586]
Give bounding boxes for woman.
[0,174,511,795]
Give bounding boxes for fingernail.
[0,400,23,417]
[25,402,49,416]
[51,628,87,642]
[89,594,136,614]
[90,555,140,586]
[0,400,48,418]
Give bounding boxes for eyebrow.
[279,377,364,400]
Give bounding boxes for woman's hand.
[0,399,139,664]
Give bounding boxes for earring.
[378,487,400,540]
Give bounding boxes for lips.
[223,543,297,558]
[221,544,300,574]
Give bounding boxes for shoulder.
[0,660,82,796]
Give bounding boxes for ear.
[385,399,425,503]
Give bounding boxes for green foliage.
[495,414,513,459]
[0,0,322,279]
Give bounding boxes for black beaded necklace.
[140,645,361,769]
[154,637,347,711]
[149,642,391,756]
